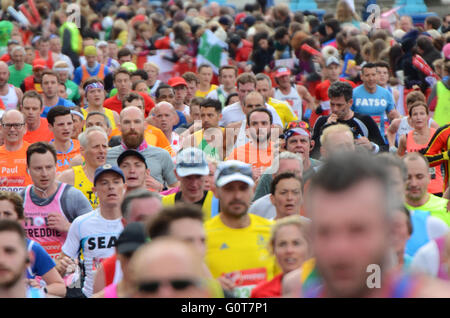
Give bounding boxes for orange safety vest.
[81,64,106,84]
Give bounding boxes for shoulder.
[249,213,274,229]
[71,209,96,226]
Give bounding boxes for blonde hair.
[269,215,311,255]
[320,124,353,147]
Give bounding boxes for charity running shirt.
[405,194,450,226]
[0,142,32,192]
[205,213,277,298]
[62,208,124,298]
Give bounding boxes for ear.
[269,194,275,206]
[309,139,315,150]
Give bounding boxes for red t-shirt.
[315,78,357,102]
[103,92,155,117]
[23,118,54,144]
[251,273,283,298]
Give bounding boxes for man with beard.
[0,61,22,110]
[312,81,387,159]
[227,108,276,183]
[106,106,178,192]
[205,160,276,297]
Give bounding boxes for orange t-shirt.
[227,142,274,169]
[53,139,81,174]
[23,118,54,144]
[0,142,32,192]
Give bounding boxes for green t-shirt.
[405,194,450,226]
[65,79,81,102]
[8,64,32,88]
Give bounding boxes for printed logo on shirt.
[257,234,267,249]
[87,236,118,250]
[40,241,63,260]
[220,243,229,250]
[1,166,20,174]
[354,98,387,107]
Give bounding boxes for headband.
[283,128,310,140]
[53,67,71,73]
[70,110,84,120]
[85,82,104,95]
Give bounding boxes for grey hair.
[78,126,108,148]
[265,151,303,175]
[255,73,272,89]
[11,46,25,55]
[86,111,111,128]
[121,188,162,221]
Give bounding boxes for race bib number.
[224,268,267,298]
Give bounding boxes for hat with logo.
[175,148,209,177]
[274,67,291,78]
[116,222,147,255]
[93,164,125,185]
[117,149,148,169]
[215,160,254,188]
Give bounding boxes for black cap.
[116,222,147,255]
[117,149,148,169]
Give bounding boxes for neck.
[224,86,236,94]
[364,84,377,94]
[40,50,48,58]
[173,101,184,110]
[303,156,311,171]
[5,140,23,152]
[125,185,144,195]
[407,193,430,208]
[163,129,172,141]
[27,119,41,132]
[33,181,58,199]
[342,110,354,121]
[15,62,24,70]
[117,279,133,298]
[99,205,122,220]
[0,279,27,298]
[199,83,210,91]
[87,104,103,112]
[53,139,72,152]
[44,95,59,106]
[220,212,251,229]
[280,85,291,93]
[329,78,339,84]
[181,190,204,204]
[396,249,404,266]
[0,83,8,93]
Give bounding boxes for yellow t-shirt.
[81,107,117,130]
[73,165,98,209]
[205,213,276,298]
[195,84,218,98]
[268,97,298,128]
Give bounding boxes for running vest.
[397,117,434,146]
[162,191,216,222]
[81,64,106,84]
[274,85,303,120]
[434,81,450,127]
[406,129,444,194]
[23,76,42,93]
[23,183,68,260]
[53,139,81,174]
[73,165,98,209]
[35,50,54,69]
[0,84,18,110]
[81,107,117,130]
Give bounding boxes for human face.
[1,111,26,145]
[277,74,291,89]
[400,17,413,32]
[271,178,302,218]
[127,197,162,223]
[144,65,158,84]
[248,111,271,143]
[108,43,118,58]
[237,82,255,105]
[391,210,410,255]
[204,162,216,192]
[0,231,28,289]
[86,114,109,133]
[323,131,355,157]
[258,38,269,50]
[86,87,105,107]
[256,79,272,101]
[410,106,428,130]
[327,64,341,82]
[156,88,175,105]
[190,105,201,122]
[310,180,389,297]
[11,49,24,65]
[135,82,148,94]
[169,218,206,257]
[376,67,389,87]
[21,97,42,127]
[405,158,430,203]
[286,134,311,161]
[0,200,19,221]
[362,67,377,91]
[198,67,213,86]
[49,38,61,53]
[0,63,9,87]
[120,108,146,149]
[39,40,49,54]
[227,95,240,105]
[58,84,68,99]
[154,105,175,132]
[119,55,132,65]
[56,71,68,83]
[179,175,205,202]
[83,131,107,168]
[28,151,57,190]
[200,107,220,130]
[93,172,126,208]
[273,224,309,273]
[42,74,58,99]
[71,115,83,139]
[330,95,352,120]
[185,81,197,102]
[49,114,73,143]
[119,156,147,190]
[219,69,236,91]
[243,95,265,115]
[86,55,97,68]
[217,181,253,218]
[173,85,187,106]
[114,73,132,97]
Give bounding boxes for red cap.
[274,67,291,78]
[235,13,247,25]
[32,58,47,70]
[168,77,187,88]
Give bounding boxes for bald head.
[120,106,145,123]
[153,102,176,133]
[1,109,26,148]
[243,91,265,115]
[0,61,10,87]
[129,238,210,298]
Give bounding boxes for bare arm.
[387,118,401,148]
[56,169,75,185]
[92,262,106,295]
[69,154,83,167]
[388,109,401,122]
[397,134,407,157]
[112,110,120,128]
[297,85,315,110]
[15,87,23,107]
[40,267,67,297]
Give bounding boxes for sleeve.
[385,90,395,113]
[61,217,81,259]
[72,67,82,86]
[426,216,449,240]
[161,151,178,186]
[410,241,440,277]
[206,90,218,100]
[31,240,56,277]
[423,125,450,167]
[61,186,93,222]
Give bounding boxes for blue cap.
[94,164,125,185]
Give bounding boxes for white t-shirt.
[62,208,124,297]
[219,102,283,127]
[411,240,440,277]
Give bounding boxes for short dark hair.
[113,68,131,82]
[26,141,57,166]
[200,98,222,113]
[271,172,302,195]
[131,69,148,81]
[121,188,161,221]
[132,80,147,91]
[47,106,72,126]
[41,70,58,81]
[117,47,132,59]
[0,191,24,219]
[375,61,390,71]
[155,83,174,98]
[328,81,353,102]
[225,92,238,106]
[86,111,111,128]
[182,72,199,84]
[0,219,26,249]
[425,16,441,30]
[21,90,43,109]
[219,65,238,77]
[361,62,377,74]
[122,92,145,109]
[197,64,213,73]
[247,107,273,125]
[147,204,203,239]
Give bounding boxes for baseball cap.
[117,149,148,169]
[116,222,147,255]
[215,160,254,188]
[93,164,125,185]
[235,12,247,25]
[175,148,209,178]
[168,77,187,88]
[274,67,291,78]
[326,56,340,67]
[84,45,97,57]
[121,62,137,72]
[32,58,47,70]
[284,127,311,140]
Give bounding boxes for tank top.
[73,165,98,209]
[103,283,118,298]
[81,107,117,130]
[53,139,81,174]
[406,128,444,194]
[397,116,434,145]
[81,64,106,84]
[23,183,68,260]
[274,85,303,120]
[0,84,19,110]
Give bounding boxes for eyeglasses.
[286,120,309,131]
[2,123,25,129]
[217,164,253,179]
[137,279,202,293]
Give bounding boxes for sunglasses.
[286,120,309,131]
[217,164,253,179]
[138,279,201,293]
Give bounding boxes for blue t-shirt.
[352,84,395,138]
[173,110,187,130]
[26,239,56,279]
[41,97,76,118]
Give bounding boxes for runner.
[0,61,22,110]
[20,91,53,144]
[40,70,75,118]
[195,64,217,98]
[117,149,150,194]
[206,65,238,108]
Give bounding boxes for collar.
[120,139,148,152]
[51,139,74,154]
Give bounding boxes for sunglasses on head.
[138,279,201,293]
[286,120,309,131]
